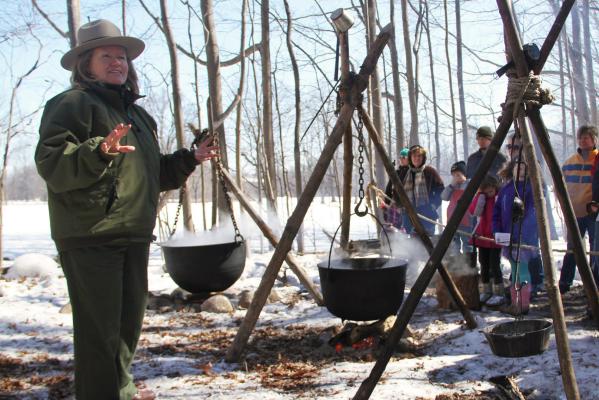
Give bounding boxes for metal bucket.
[161,240,246,294]
[317,256,408,321]
[484,318,552,357]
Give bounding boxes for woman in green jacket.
[35,20,216,400]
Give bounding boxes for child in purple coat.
[493,159,540,314]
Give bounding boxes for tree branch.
[31,0,68,39]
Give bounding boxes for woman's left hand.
[194,136,219,163]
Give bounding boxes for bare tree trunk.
[558,33,568,160]
[400,0,419,145]
[282,0,304,253]
[582,1,597,126]
[424,1,440,171]
[366,0,387,224]
[121,0,126,34]
[565,36,577,153]
[160,0,194,232]
[261,0,277,211]
[443,0,458,160]
[389,0,405,156]
[66,0,80,48]
[273,71,291,216]
[569,4,590,126]
[235,0,248,189]
[455,0,469,159]
[201,0,231,224]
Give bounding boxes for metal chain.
[213,133,244,243]
[169,186,185,238]
[355,103,368,217]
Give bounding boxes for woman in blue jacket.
[493,159,540,314]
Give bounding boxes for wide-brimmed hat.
[60,19,145,71]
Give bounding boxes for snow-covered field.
[1,200,598,399]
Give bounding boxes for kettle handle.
[326,212,393,269]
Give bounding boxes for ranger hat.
[60,19,145,71]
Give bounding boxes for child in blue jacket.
[493,159,540,314]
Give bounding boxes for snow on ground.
[1,200,598,399]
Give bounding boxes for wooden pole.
[498,1,582,398]
[358,106,476,328]
[225,24,394,362]
[340,29,353,248]
[219,168,324,306]
[353,107,513,400]
[518,116,580,400]
[528,110,599,325]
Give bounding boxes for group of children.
[443,158,540,314]
[383,141,541,315]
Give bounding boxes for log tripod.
[225,21,477,363]
[354,1,598,399]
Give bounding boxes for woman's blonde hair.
[70,48,140,95]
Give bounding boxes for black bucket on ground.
[317,256,408,321]
[484,318,552,357]
[161,240,246,294]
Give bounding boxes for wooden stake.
[498,1,580,398]
[219,168,324,305]
[340,30,353,248]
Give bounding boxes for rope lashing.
[500,72,555,121]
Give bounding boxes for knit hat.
[399,147,409,158]
[450,161,466,176]
[476,126,494,139]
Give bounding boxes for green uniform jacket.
[35,83,197,251]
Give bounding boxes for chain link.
[168,128,243,243]
[354,102,368,217]
[213,132,244,243]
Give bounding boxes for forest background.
[0,0,596,243]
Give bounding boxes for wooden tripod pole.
[225,25,393,362]
[518,114,580,399]
[219,168,324,305]
[358,106,476,328]
[339,29,353,248]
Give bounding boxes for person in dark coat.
[465,126,508,180]
[382,147,409,229]
[35,20,217,400]
[397,145,444,235]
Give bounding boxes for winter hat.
[450,161,466,176]
[399,147,409,158]
[476,126,494,139]
[61,19,145,71]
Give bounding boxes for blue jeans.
[560,215,595,288]
[593,220,599,285]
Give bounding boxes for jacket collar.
[86,82,144,112]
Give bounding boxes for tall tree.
[455,0,468,159]
[283,0,305,253]
[366,0,387,198]
[582,0,597,126]
[159,0,194,232]
[389,0,405,157]
[261,0,277,211]
[400,0,419,145]
[569,4,590,126]
[443,0,458,160]
[424,1,440,171]
[66,0,80,48]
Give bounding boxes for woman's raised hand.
[100,123,136,154]
[194,135,219,163]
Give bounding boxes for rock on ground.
[201,294,233,313]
